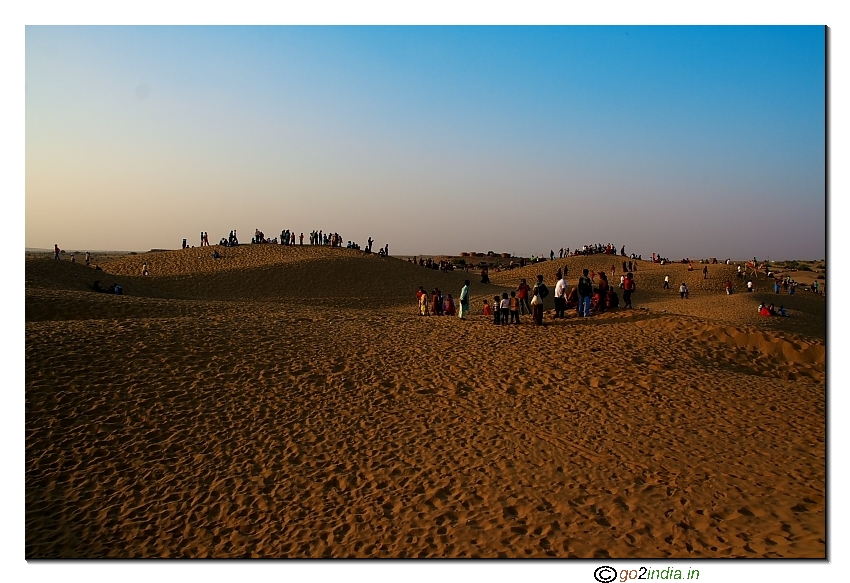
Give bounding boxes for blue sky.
[26,26,825,258]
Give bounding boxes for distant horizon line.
[25,247,824,263]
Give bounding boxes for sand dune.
[25,247,825,558]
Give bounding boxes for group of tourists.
[772,276,800,295]
[417,268,635,326]
[92,280,123,295]
[412,258,464,272]
[416,281,471,318]
[220,230,240,247]
[181,228,381,253]
[556,243,624,258]
[758,302,789,317]
[416,286,457,317]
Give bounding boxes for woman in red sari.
[444,294,456,316]
[431,288,442,315]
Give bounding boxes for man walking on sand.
[554,271,568,318]
[577,269,592,317]
[623,272,635,308]
[459,280,470,320]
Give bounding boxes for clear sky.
[26,25,825,259]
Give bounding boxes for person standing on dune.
[530,288,544,325]
[459,280,470,320]
[577,270,592,317]
[517,279,531,315]
[623,272,635,308]
[554,272,568,318]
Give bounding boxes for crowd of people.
[172,228,384,253]
[416,268,636,326]
[555,243,625,258]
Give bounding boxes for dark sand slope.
[26,248,824,557]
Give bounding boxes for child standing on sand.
[500,292,510,325]
[483,299,492,317]
[493,295,502,325]
[509,291,520,324]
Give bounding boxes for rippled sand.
[26,247,825,557]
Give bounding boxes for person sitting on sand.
[493,295,502,325]
[565,287,579,310]
[759,304,771,317]
[747,280,754,292]
[606,289,620,310]
[591,289,603,313]
[481,267,490,285]
[92,280,107,293]
[725,279,733,294]
[679,282,689,299]
[109,283,123,295]
[778,305,789,317]
[768,303,777,316]
[213,250,220,259]
[483,299,492,316]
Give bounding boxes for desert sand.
[25,246,825,558]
